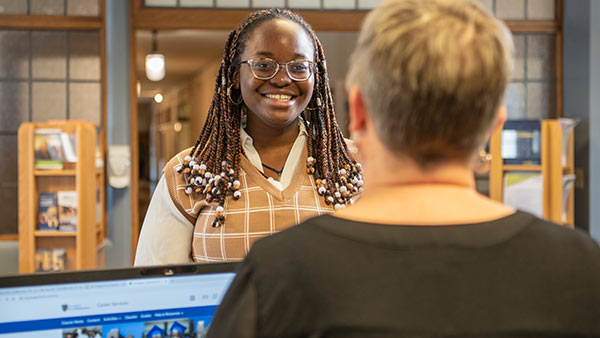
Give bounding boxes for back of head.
[347,0,513,168]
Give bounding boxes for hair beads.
[182,9,362,227]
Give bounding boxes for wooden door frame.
[127,0,371,262]
[128,0,564,261]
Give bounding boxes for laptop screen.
[0,263,236,338]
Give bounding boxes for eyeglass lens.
[249,59,312,81]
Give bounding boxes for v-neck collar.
[239,145,308,201]
[240,121,308,190]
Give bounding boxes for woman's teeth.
[265,94,292,102]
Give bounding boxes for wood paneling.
[133,8,368,31]
[18,124,36,271]
[504,20,560,33]
[0,15,102,30]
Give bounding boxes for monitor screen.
[0,263,236,338]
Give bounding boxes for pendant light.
[145,30,165,81]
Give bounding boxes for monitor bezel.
[0,262,238,288]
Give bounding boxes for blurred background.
[0,0,598,274]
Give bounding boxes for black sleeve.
[206,261,257,338]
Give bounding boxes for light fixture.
[145,30,165,81]
[154,93,163,103]
[173,122,182,132]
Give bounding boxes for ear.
[232,69,241,90]
[348,84,368,134]
[492,105,507,134]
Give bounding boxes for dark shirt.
[208,211,600,338]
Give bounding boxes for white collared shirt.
[240,121,307,191]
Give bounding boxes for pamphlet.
[57,190,78,231]
[34,248,66,272]
[34,129,65,169]
[558,118,578,167]
[562,174,576,223]
[501,120,541,165]
[503,172,543,218]
[38,192,59,230]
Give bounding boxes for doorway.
[133,28,359,246]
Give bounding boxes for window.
[0,0,104,236]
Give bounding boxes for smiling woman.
[238,19,315,134]
[134,9,363,265]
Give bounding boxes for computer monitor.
[0,263,237,338]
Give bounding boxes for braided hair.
[177,9,363,227]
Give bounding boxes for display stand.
[489,119,575,227]
[18,122,106,273]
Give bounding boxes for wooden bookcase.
[489,119,575,227]
[18,122,106,273]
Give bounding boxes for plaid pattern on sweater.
[163,146,333,262]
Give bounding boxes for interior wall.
[190,60,221,140]
[563,0,600,240]
[589,0,600,240]
[564,0,591,232]
[317,31,359,137]
[0,241,18,276]
[105,0,132,268]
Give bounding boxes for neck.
[246,118,299,151]
[362,154,476,194]
[335,147,513,225]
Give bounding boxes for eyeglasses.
[240,58,316,82]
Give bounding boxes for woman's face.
[238,19,315,129]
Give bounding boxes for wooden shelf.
[502,165,542,171]
[19,122,106,273]
[34,231,76,237]
[34,169,76,176]
[489,119,575,228]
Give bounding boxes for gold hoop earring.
[473,149,492,174]
[227,84,243,105]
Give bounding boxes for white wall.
[105,0,132,268]
[589,0,600,240]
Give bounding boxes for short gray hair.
[347,0,513,167]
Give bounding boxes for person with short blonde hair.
[347,0,513,167]
[207,1,600,337]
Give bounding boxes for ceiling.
[136,29,229,98]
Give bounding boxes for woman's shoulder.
[162,147,194,193]
[164,147,195,173]
[161,147,200,224]
[162,147,197,185]
[525,213,600,248]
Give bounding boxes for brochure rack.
[18,122,106,273]
[489,119,575,228]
